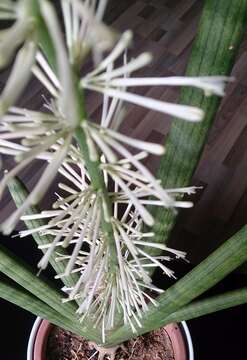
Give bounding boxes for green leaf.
[0,243,101,340]
[106,225,247,346]
[0,243,77,318]
[8,177,79,290]
[160,287,247,324]
[0,279,100,342]
[146,0,247,257]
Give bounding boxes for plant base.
[27,318,194,360]
[47,326,175,360]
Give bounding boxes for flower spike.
[0,0,229,343]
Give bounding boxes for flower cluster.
[0,0,231,342]
[20,150,189,341]
[61,0,115,65]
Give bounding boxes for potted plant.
[0,0,247,359]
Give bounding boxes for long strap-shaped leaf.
[0,243,100,339]
[160,287,247,324]
[106,225,247,346]
[146,0,247,257]
[8,177,79,289]
[0,244,77,318]
[0,279,100,342]
[0,243,101,341]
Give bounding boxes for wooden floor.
[1,0,247,264]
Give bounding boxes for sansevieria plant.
[0,0,247,358]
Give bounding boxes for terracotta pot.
[27,317,194,360]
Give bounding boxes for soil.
[46,326,175,360]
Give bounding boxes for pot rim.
[27,317,43,360]
[180,321,194,360]
[27,317,194,360]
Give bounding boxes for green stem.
[73,72,118,270]
[32,1,119,273]
[29,0,57,71]
[75,127,118,271]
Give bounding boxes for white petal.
[138,248,176,278]
[64,199,92,275]
[110,172,154,226]
[95,0,108,21]
[84,85,204,122]
[36,51,61,89]
[0,136,71,234]
[106,76,232,96]
[0,139,28,151]
[174,201,193,208]
[58,182,78,195]
[101,127,165,155]
[21,212,61,221]
[103,135,174,206]
[72,1,80,41]
[103,96,119,128]
[0,18,34,69]
[32,66,58,98]
[0,42,36,115]
[85,52,152,82]
[61,0,73,49]
[0,156,35,200]
[40,0,79,127]
[15,132,63,162]
[89,128,117,163]
[86,30,133,78]
[71,0,115,52]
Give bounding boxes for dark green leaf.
[160,287,247,324]
[8,177,79,290]
[146,0,247,258]
[106,225,247,345]
[0,279,100,342]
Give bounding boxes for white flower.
[80,30,232,122]
[0,0,89,234]
[0,41,37,116]
[0,82,76,235]
[0,0,38,115]
[0,134,72,235]
[102,76,234,97]
[0,0,229,343]
[82,121,195,226]
[0,0,226,236]
[40,0,82,127]
[66,208,186,343]
[0,1,35,69]
[19,151,191,341]
[61,0,116,65]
